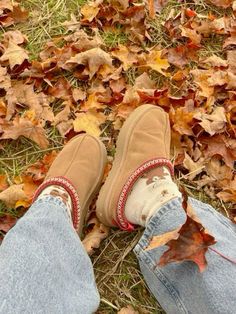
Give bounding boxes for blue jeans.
[0,196,235,313]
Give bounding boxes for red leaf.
[158,216,216,272]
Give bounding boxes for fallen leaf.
[145,50,170,76]
[0,175,8,191]
[194,107,227,135]
[82,217,109,255]
[65,47,113,79]
[73,110,106,137]
[208,0,233,8]
[0,214,17,233]
[1,116,49,149]
[146,205,216,272]
[183,153,205,180]
[80,0,101,22]
[111,45,138,71]
[0,184,27,207]
[0,40,29,69]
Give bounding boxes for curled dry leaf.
[82,217,109,255]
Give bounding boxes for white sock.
[125,166,181,226]
[37,185,72,222]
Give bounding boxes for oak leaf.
[0,40,29,69]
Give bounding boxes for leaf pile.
[0,0,236,233]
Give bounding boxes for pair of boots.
[33,105,181,236]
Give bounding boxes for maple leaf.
[111,45,138,71]
[0,184,27,208]
[145,50,170,76]
[202,135,236,169]
[65,47,113,79]
[169,105,194,136]
[1,116,49,149]
[0,40,29,69]
[82,217,109,255]
[194,107,227,136]
[80,0,101,22]
[146,203,216,272]
[73,110,106,137]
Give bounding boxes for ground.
[0,0,235,313]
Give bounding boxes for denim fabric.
[134,197,236,314]
[1,196,236,314]
[0,196,99,314]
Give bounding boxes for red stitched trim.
[32,176,80,232]
[116,158,174,231]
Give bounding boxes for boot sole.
[96,104,164,226]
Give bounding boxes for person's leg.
[134,197,236,314]
[0,196,99,314]
[97,104,236,314]
[0,134,107,314]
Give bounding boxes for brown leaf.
[0,175,8,191]
[147,210,216,272]
[65,47,113,79]
[0,184,27,207]
[1,116,49,149]
[208,0,233,8]
[202,135,236,168]
[194,107,227,136]
[111,45,138,71]
[82,217,109,255]
[0,40,29,69]
[0,214,17,233]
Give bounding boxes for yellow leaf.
[81,3,100,22]
[146,50,170,75]
[73,111,105,137]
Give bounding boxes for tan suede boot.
[96,104,174,230]
[33,134,107,236]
